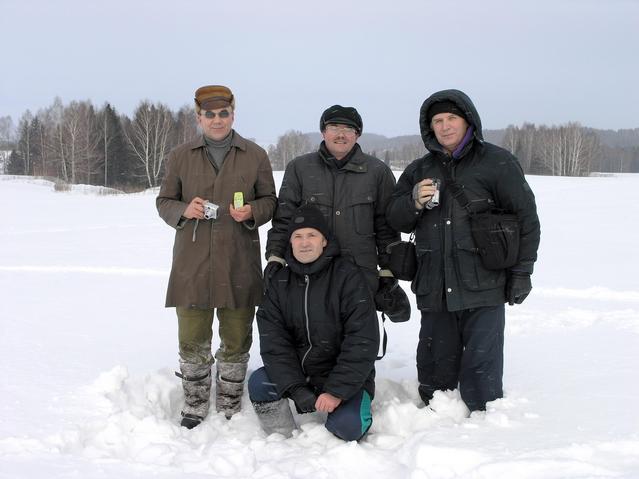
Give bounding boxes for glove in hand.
[507,272,532,305]
[288,384,317,414]
[263,261,283,293]
[375,276,410,322]
[375,277,398,312]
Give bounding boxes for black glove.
[375,277,396,311]
[506,272,532,305]
[288,384,317,414]
[375,277,411,322]
[263,261,283,293]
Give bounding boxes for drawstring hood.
[419,89,484,158]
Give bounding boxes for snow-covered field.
[1,172,638,478]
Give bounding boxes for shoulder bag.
[439,163,520,270]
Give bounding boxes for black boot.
[180,412,204,429]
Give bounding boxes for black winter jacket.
[256,240,379,400]
[266,143,399,291]
[386,89,540,312]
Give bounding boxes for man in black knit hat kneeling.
[249,204,379,441]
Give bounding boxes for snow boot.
[252,398,296,438]
[176,361,212,429]
[180,412,204,429]
[216,361,248,419]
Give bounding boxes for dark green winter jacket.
[386,89,540,312]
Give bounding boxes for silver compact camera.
[203,201,219,220]
[425,178,440,210]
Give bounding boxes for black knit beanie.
[426,101,467,124]
[287,204,330,240]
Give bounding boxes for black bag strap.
[385,231,415,253]
[376,313,389,360]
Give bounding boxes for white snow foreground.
[1,174,638,478]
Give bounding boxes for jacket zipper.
[300,274,312,374]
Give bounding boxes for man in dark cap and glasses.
[157,85,276,428]
[265,105,409,338]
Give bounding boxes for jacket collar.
[285,239,341,277]
[318,142,368,173]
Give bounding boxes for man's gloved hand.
[263,258,284,293]
[375,276,398,312]
[506,271,532,305]
[375,275,411,322]
[288,384,317,414]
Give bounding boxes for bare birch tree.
[124,100,174,187]
[16,111,34,175]
[536,123,600,176]
[269,130,311,170]
[175,105,198,145]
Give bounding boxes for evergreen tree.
[96,103,132,188]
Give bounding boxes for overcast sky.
[1,0,637,144]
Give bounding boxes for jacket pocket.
[350,192,375,236]
[306,195,332,218]
[454,237,505,291]
[411,250,433,295]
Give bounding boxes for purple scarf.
[452,126,474,159]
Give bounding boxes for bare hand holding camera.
[412,178,440,210]
[182,197,219,220]
[183,197,206,219]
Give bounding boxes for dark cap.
[319,105,363,135]
[426,100,467,124]
[287,204,330,240]
[194,85,235,112]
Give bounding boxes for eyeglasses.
[325,124,357,135]
[201,109,231,119]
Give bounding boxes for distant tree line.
[1,98,198,191]
[267,124,639,176]
[501,123,639,176]
[2,99,639,191]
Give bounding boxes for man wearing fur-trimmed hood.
[387,89,540,412]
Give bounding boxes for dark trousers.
[417,305,505,411]
[248,367,372,441]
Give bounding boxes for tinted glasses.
[202,109,231,119]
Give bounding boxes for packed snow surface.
[1,173,638,478]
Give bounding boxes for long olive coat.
[157,132,276,309]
